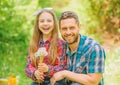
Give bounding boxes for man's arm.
[51,70,102,85]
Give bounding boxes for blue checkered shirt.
[66,35,106,85]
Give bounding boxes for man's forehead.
[60,18,76,24]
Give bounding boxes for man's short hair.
[59,11,80,25]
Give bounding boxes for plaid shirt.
[25,37,66,81]
[66,35,106,85]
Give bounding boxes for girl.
[25,8,66,85]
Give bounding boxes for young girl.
[25,8,66,85]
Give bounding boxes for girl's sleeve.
[25,56,36,81]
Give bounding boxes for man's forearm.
[63,70,102,85]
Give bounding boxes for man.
[50,11,106,85]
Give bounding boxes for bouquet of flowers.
[34,47,48,63]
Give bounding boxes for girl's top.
[25,37,66,81]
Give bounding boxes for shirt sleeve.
[88,45,106,73]
[45,41,67,77]
[45,57,66,77]
[25,56,36,81]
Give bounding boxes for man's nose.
[66,29,71,35]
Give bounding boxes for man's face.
[60,18,80,44]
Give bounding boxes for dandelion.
[34,47,48,63]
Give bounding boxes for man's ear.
[77,23,81,31]
[78,23,81,28]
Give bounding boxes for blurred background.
[0,0,120,85]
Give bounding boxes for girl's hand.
[34,70,44,83]
[38,63,49,72]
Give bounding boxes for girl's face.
[38,12,54,38]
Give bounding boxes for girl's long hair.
[29,9,59,67]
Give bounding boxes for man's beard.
[62,35,79,45]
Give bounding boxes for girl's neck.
[43,33,52,42]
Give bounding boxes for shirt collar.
[39,36,53,46]
[66,34,82,57]
[66,44,71,57]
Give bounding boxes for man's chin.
[67,41,74,45]
[62,37,75,44]
[66,38,78,45]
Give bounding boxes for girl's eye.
[39,19,44,23]
[47,19,52,22]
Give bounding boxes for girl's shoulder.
[57,38,66,44]
[57,38,67,50]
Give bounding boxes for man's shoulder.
[81,35,100,46]
[81,35,94,41]
[80,35,103,52]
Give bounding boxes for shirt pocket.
[75,61,87,73]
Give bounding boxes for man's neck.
[69,35,80,53]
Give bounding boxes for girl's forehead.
[39,12,53,19]
[40,12,52,16]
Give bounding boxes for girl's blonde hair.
[29,9,59,67]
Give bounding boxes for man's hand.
[38,63,49,72]
[50,70,66,85]
[34,70,44,83]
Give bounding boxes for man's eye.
[62,28,67,31]
[70,27,75,30]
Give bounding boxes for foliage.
[0,0,31,84]
[104,46,120,85]
[85,0,120,43]
[38,0,69,8]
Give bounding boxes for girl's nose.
[43,21,48,25]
